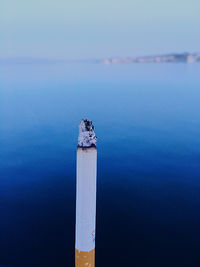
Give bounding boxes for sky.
[1,0,200,59]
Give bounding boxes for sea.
[1,62,200,267]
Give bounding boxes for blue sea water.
[0,62,200,267]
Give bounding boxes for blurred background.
[1,1,200,267]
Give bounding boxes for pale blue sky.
[1,0,200,58]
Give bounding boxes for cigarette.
[75,119,97,267]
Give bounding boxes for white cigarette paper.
[75,119,97,267]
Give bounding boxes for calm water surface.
[1,63,200,266]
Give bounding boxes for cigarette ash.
[78,119,97,148]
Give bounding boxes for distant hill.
[101,53,200,64]
[1,53,200,64]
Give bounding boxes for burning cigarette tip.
[78,119,97,148]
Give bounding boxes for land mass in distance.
[100,52,200,64]
[1,52,200,64]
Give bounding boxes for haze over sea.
[1,62,200,266]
